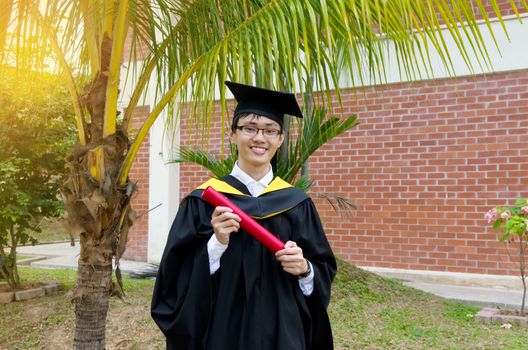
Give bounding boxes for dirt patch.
[0,282,165,350]
[42,326,73,350]
[22,305,50,319]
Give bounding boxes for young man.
[151,81,337,350]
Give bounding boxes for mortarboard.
[225,81,303,126]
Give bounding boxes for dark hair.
[230,113,283,133]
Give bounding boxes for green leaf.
[515,198,527,206]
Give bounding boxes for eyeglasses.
[236,125,282,138]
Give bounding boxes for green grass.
[329,260,528,349]
[2,262,528,349]
[18,266,78,288]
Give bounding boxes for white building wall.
[118,64,180,264]
[339,14,528,89]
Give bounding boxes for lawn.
[31,217,72,243]
[5,218,74,270]
[1,261,527,350]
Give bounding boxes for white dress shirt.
[207,162,314,295]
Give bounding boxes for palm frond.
[3,1,524,181]
[170,147,235,179]
[278,107,359,184]
[129,0,522,147]
[293,173,315,193]
[313,192,357,216]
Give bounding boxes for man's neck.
[236,162,271,181]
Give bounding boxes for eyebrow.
[241,121,280,128]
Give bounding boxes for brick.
[0,282,9,292]
[0,291,14,303]
[475,306,528,326]
[43,282,62,295]
[475,307,498,322]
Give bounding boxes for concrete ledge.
[475,307,497,322]
[360,266,523,290]
[476,307,528,326]
[0,281,63,303]
[43,282,62,295]
[15,287,45,301]
[0,291,15,303]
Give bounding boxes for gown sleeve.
[289,197,337,349]
[150,195,214,349]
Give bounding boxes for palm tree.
[1,0,525,348]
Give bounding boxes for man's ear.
[277,133,285,147]
[226,126,234,140]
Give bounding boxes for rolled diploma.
[201,186,285,253]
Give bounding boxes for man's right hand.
[210,206,241,245]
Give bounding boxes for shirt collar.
[230,162,273,191]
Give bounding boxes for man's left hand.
[275,241,309,276]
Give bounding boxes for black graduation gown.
[151,175,337,350]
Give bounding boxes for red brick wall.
[178,69,528,276]
[472,0,525,17]
[123,106,150,261]
[178,101,233,195]
[121,28,150,63]
[311,70,528,276]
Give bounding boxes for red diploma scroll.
[201,186,285,253]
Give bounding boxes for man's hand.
[210,206,241,245]
[275,241,309,276]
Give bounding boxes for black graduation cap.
[225,81,303,126]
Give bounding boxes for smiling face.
[229,114,285,180]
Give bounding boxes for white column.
[147,112,180,264]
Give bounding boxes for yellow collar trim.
[258,207,292,219]
[258,177,293,196]
[196,176,292,197]
[196,178,247,196]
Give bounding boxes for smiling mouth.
[250,146,268,155]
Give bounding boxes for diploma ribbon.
[201,186,285,253]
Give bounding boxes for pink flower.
[501,210,511,219]
[521,206,528,214]
[486,208,498,224]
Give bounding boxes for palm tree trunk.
[61,130,133,349]
[73,262,113,350]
